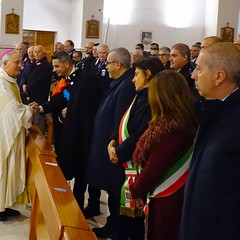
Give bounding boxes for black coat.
[179,62,194,91]
[113,88,151,164]
[42,68,101,179]
[79,54,96,72]
[26,57,52,104]
[85,68,136,191]
[179,89,240,240]
[90,58,112,95]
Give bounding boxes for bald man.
[79,41,96,72]
[22,45,52,133]
[200,36,222,49]
[180,42,240,240]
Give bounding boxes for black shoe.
[5,208,21,217]
[83,206,101,219]
[92,227,109,238]
[0,211,7,221]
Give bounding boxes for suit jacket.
[85,68,136,191]
[90,58,112,95]
[80,54,96,72]
[180,89,240,240]
[179,62,194,91]
[26,57,52,104]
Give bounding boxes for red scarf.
[133,117,178,166]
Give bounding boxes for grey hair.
[97,43,109,52]
[202,42,240,85]
[1,50,19,66]
[159,46,171,53]
[110,47,131,69]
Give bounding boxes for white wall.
[204,0,219,36]
[22,0,240,51]
[81,0,104,47]
[23,0,71,44]
[0,0,24,46]
[103,0,206,50]
[69,0,83,48]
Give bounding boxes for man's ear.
[215,70,226,86]
[182,54,188,61]
[64,61,70,68]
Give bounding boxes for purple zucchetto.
[0,49,14,60]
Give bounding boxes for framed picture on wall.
[141,31,153,45]
[221,24,234,43]
[86,19,99,38]
[5,12,19,34]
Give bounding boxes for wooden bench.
[26,125,97,240]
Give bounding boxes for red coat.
[130,128,194,240]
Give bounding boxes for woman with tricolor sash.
[130,70,197,240]
[108,57,165,240]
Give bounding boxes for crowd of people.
[1,34,240,240]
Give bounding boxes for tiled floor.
[0,190,110,240]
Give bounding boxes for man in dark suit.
[83,43,112,219]
[79,41,95,72]
[180,42,240,240]
[159,46,171,69]
[64,39,75,59]
[85,47,136,239]
[21,45,52,133]
[169,43,194,93]
[90,43,112,95]
[37,51,101,211]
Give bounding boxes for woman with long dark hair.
[130,69,197,240]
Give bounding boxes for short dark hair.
[65,39,74,47]
[150,43,159,50]
[192,44,201,49]
[133,57,165,75]
[73,50,82,58]
[52,51,73,64]
[21,41,29,49]
[135,43,144,50]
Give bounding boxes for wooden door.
[36,31,54,61]
[23,30,55,61]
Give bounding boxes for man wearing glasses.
[86,48,136,239]
[159,46,171,69]
[79,41,95,72]
[0,50,38,221]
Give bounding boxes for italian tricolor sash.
[119,96,136,168]
[119,96,143,217]
[143,146,193,219]
[149,145,193,198]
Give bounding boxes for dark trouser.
[73,177,87,211]
[87,185,101,209]
[101,189,121,240]
[118,215,145,240]
[103,164,126,239]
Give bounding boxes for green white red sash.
[149,145,193,198]
[119,96,136,169]
[119,96,143,217]
[143,146,193,219]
